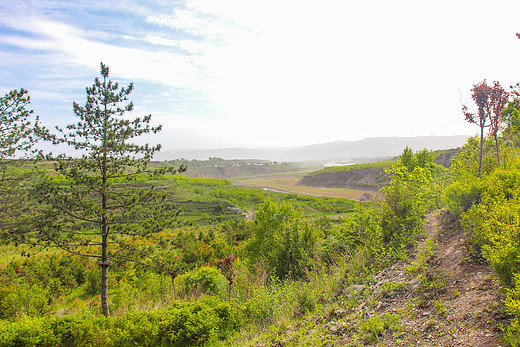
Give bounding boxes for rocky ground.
[367,209,507,346]
[249,210,510,346]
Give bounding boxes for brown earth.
[253,210,509,346]
[366,209,508,346]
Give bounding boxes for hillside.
[280,136,467,162]
[233,210,506,346]
[299,167,389,191]
[166,158,317,179]
[298,148,461,191]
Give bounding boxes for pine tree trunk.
[100,264,110,316]
[100,226,110,317]
[100,72,110,317]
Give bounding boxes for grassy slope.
[220,210,506,346]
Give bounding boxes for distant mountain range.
[155,135,469,162]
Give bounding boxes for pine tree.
[0,89,46,242]
[33,63,183,316]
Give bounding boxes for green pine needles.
[0,89,46,245]
[0,88,43,159]
[31,63,183,316]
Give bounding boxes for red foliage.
[216,254,236,285]
[462,80,508,135]
[462,80,510,172]
[489,81,509,136]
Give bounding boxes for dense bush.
[443,179,481,218]
[461,161,520,283]
[177,266,228,298]
[0,283,49,319]
[449,136,502,179]
[451,140,520,342]
[320,206,379,264]
[245,200,321,280]
[379,160,440,249]
[0,296,243,347]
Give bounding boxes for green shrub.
[444,179,481,218]
[454,156,520,343]
[0,283,49,319]
[294,286,315,316]
[243,286,276,323]
[52,315,107,347]
[154,297,243,346]
[0,316,58,347]
[379,163,432,248]
[0,296,243,347]
[460,203,490,258]
[461,163,520,281]
[110,310,162,346]
[84,267,101,296]
[472,200,520,286]
[245,200,320,280]
[178,266,227,298]
[321,206,381,265]
[359,312,403,342]
[449,135,498,179]
[504,273,520,347]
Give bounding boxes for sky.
[1,0,520,151]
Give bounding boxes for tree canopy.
[30,63,184,316]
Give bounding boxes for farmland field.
[233,173,379,201]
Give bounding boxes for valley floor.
[234,175,378,201]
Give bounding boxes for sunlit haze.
[1,0,520,150]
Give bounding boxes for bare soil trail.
[368,209,507,346]
[250,210,509,346]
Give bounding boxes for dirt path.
[366,209,507,346]
[252,210,509,346]
[236,210,509,346]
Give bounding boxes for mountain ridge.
[155,135,469,162]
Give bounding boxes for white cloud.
[145,35,179,47]
[2,0,520,149]
[1,16,210,87]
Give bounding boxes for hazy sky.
[1,0,520,150]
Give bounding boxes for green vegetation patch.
[0,296,243,347]
[304,160,397,177]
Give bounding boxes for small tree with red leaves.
[216,254,236,299]
[462,80,509,177]
[489,81,509,164]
